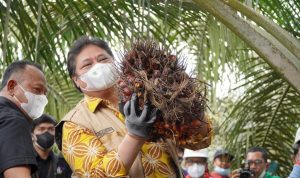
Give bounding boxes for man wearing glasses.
[231,146,280,178]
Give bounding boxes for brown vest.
[55,99,182,178]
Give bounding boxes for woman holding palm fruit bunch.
[55,36,212,178]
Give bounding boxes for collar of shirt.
[0,96,32,123]
[34,149,55,161]
[84,95,125,122]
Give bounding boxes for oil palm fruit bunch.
[118,40,212,149]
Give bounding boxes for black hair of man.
[31,114,57,132]
[1,60,43,90]
[67,36,114,92]
[247,146,268,162]
[292,142,300,156]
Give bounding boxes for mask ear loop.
[13,83,26,104]
[78,67,96,92]
[17,83,26,92]
[32,133,37,142]
[13,95,22,104]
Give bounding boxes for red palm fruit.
[119,81,127,88]
[179,125,189,132]
[164,123,170,129]
[168,55,176,62]
[155,121,164,129]
[171,123,178,132]
[153,70,161,78]
[127,75,135,83]
[178,139,186,146]
[118,40,210,149]
[123,87,132,96]
[151,62,160,70]
[191,119,201,128]
[135,82,143,88]
[117,79,123,85]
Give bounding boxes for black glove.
[124,93,157,139]
[118,101,125,116]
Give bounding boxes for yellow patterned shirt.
[61,96,177,178]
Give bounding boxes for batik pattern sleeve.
[140,142,176,178]
[61,122,127,178]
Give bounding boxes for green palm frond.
[224,62,300,174]
[1,0,300,176]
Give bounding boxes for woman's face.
[75,45,113,76]
[72,44,113,90]
[214,155,232,169]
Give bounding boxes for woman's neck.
[85,86,119,106]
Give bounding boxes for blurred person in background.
[210,149,234,178]
[231,146,280,178]
[0,61,48,178]
[177,147,185,166]
[31,114,72,178]
[182,148,211,178]
[289,128,300,178]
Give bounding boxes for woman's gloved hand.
[124,93,157,139]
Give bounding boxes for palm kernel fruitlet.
[118,40,213,149]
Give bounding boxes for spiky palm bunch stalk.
[118,40,212,149]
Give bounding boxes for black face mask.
[36,132,55,150]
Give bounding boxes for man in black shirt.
[31,114,72,178]
[0,61,48,178]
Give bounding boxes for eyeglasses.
[246,159,263,166]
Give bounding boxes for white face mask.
[16,84,48,119]
[187,163,205,178]
[214,166,231,176]
[79,63,118,91]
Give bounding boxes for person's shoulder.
[0,96,10,104]
[270,174,281,178]
[265,171,281,178]
[0,110,28,128]
[61,99,86,122]
[210,172,219,177]
[266,173,280,178]
[0,97,25,118]
[210,172,223,178]
[0,96,17,109]
[0,97,19,113]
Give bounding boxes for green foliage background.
[1,0,299,176]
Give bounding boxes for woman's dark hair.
[67,36,114,78]
[67,36,114,92]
